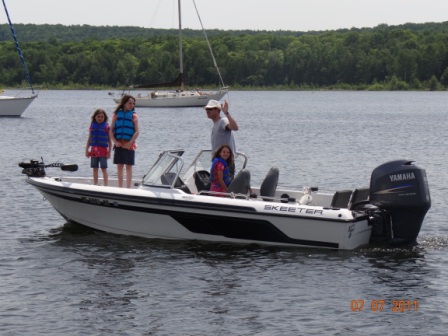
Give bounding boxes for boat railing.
[197,190,251,199]
[252,194,298,204]
[196,190,301,204]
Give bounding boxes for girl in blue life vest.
[109,95,140,188]
[210,144,234,195]
[85,109,112,186]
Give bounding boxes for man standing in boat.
[205,99,239,178]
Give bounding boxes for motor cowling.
[369,160,431,246]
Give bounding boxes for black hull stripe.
[169,212,339,248]
[28,179,257,213]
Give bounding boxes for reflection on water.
[49,221,448,257]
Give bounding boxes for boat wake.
[356,234,448,254]
[416,235,448,251]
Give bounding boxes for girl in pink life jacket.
[85,109,112,186]
[210,144,234,195]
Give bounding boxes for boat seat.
[161,172,191,193]
[227,169,251,195]
[348,187,370,210]
[161,172,181,187]
[194,170,211,192]
[260,167,279,200]
[330,189,353,208]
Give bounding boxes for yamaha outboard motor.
[369,160,431,246]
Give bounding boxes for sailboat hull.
[0,94,37,117]
[112,90,227,108]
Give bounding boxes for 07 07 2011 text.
[350,300,419,312]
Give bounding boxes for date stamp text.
[351,300,419,312]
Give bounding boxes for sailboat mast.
[177,0,184,91]
[2,0,35,94]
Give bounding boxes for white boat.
[19,149,431,250]
[109,0,227,108]
[110,87,227,108]
[1,1,37,117]
[0,92,37,117]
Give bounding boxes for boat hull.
[0,94,37,117]
[27,177,372,250]
[112,90,227,108]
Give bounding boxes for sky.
[2,0,447,32]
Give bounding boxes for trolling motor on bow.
[368,160,431,246]
[19,159,78,177]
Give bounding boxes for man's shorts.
[91,156,108,169]
[113,147,135,165]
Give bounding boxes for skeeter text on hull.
[19,150,431,250]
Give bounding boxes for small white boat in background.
[19,149,431,250]
[0,91,37,117]
[1,0,37,117]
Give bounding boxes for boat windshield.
[182,150,214,181]
[142,150,184,187]
[181,150,248,191]
[142,149,248,190]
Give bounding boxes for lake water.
[1,90,448,335]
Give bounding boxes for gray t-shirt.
[211,116,236,155]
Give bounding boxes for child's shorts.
[113,147,135,165]
[91,156,108,169]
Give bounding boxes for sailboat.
[0,0,37,117]
[109,0,227,108]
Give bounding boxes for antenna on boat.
[192,0,227,90]
[2,0,35,94]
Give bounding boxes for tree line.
[1,22,448,90]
